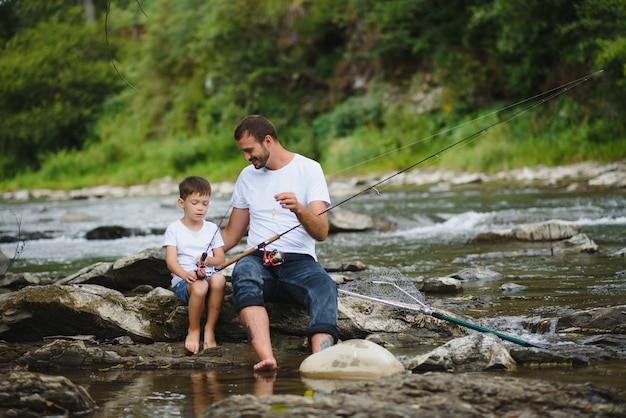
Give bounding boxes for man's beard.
[251,150,270,169]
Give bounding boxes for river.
[1,181,625,417]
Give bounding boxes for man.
[221,115,339,372]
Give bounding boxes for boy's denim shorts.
[172,270,216,304]
[172,280,190,303]
[231,250,339,343]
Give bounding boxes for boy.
[164,176,226,354]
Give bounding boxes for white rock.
[299,339,405,379]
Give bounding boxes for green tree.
[0,1,123,179]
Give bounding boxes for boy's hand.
[185,270,198,283]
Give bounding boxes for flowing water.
[1,182,625,416]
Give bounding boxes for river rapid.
[1,179,625,417]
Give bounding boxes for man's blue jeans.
[231,250,339,343]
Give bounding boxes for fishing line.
[195,204,232,278]
[328,69,605,178]
[201,204,232,260]
[105,0,146,92]
[217,70,603,270]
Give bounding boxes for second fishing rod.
[215,70,602,272]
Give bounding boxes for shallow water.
[1,183,625,416]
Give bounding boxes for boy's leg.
[186,279,209,354]
[203,273,226,349]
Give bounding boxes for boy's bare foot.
[203,339,217,350]
[185,331,201,355]
[203,329,217,349]
[253,358,277,372]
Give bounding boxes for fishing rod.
[217,70,603,271]
[105,0,145,92]
[195,205,232,278]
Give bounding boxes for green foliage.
[0,4,123,179]
[0,0,625,191]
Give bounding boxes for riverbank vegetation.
[1,0,624,191]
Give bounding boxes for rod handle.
[217,234,281,271]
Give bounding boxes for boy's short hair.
[179,176,212,200]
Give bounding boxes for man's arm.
[220,207,250,252]
[275,192,329,241]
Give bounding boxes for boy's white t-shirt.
[230,153,330,259]
[163,219,224,287]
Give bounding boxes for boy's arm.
[165,245,198,283]
[201,246,226,267]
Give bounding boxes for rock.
[420,276,463,294]
[556,305,626,334]
[328,207,375,232]
[336,295,464,340]
[57,247,172,291]
[0,272,42,289]
[0,284,171,342]
[85,225,135,239]
[511,219,580,241]
[461,233,598,260]
[551,233,598,254]
[468,228,515,243]
[299,339,405,379]
[204,371,626,418]
[470,219,581,243]
[0,371,96,416]
[449,267,502,282]
[323,260,367,272]
[501,282,528,292]
[588,169,626,188]
[400,334,517,372]
[17,339,122,369]
[508,346,590,366]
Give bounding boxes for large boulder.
[56,247,172,291]
[204,371,626,418]
[400,333,517,372]
[299,339,405,379]
[0,371,96,416]
[0,284,177,342]
[556,305,626,334]
[470,219,581,243]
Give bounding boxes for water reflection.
[72,360,306,418]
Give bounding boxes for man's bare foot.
[185,331,201,355]
[203,330,217,349]
[253,358,277,372]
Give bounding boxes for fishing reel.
[262,248,285,267]
[195,267,206,279]
[195,251,208,279]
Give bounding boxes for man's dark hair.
[234,115,278,142]
[179,176,212,199]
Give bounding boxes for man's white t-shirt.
[163,219,224,287]
[230,153,330,259]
